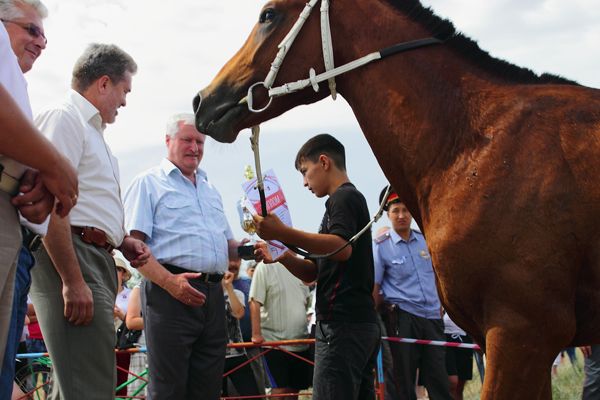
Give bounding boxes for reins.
[235,0,441,258]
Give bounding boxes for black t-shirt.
[312,182,377,323]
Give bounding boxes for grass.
[462,350,586,400]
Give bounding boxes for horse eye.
[259,8,275,23]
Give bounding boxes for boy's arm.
[253,212,352,261]
[254,242,318,282]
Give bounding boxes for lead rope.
[250,126,391,259]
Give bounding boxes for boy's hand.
[253,212,286,241]
[254,241,274,264]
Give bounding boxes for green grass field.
[463,350,586,400]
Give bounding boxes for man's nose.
[34,35,46,49]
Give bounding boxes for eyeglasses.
[1,19,47,44]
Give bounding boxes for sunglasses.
[1,19,47,44]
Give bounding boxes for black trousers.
[384,312,453,400]
[142,277,227,400]
[222,355,261,398]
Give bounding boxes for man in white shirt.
[0,0,78,374]
[124,114,247,400]
[29,43,150,400]
[249,261,313,400]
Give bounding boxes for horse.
[193,0,600,398]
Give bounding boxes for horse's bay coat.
[194,1,600,398]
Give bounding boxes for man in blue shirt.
[373,187,453,400]
[123,113,246,400]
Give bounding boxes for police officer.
[374,187,453,400]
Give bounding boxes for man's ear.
[165,134,171,147]
[97,75,111,94]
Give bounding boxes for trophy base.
[237,245,256,261]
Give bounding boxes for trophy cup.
[237,166,258,260]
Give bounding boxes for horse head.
[194,0,334,143]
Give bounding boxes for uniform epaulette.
[374,231,390,244]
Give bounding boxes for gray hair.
[0,0,48,19]
[71,43,138,93]
[166,113,196,139]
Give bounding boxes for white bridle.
[243,0,441,113]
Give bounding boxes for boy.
[253,134,380,400]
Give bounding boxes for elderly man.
[0,0,78,375]
[124,113,246,400]
[29,44,149,400]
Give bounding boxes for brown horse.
[194,0,600,398]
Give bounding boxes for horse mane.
[381,0,579,85]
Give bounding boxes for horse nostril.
[192,92,202,114]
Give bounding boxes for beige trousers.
[31,233,118,400]
[0,191,21,375]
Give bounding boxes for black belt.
[21,226,42,252]
[163,263,224,283]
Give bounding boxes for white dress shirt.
[124,158,234,273]
[35,90,125,246]
[0,23,32,180]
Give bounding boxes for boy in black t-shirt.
[254,134,380,400]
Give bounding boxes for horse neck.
[329,2,494,225]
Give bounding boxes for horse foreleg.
[480,327,559,400]
[539,374,553,400]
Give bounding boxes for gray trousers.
[384,312,453,400]
[142,276,227,400]
[30,234,118,400]
[0,192,21,375]
[583,344,600,400]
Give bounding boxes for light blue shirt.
[373,229,441,319]
[123,158,234,273]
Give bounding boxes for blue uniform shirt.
[123,158,234,273]
[373,229,441,319]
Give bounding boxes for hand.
[252,334,265,345]
[581,346,592,358]
[119,236,151,268]
[164,272,207,306]
[11,168,54,223]
[254,241,274,264]
[252,212,287,241]
[62,279,94,326]
[223,270,234,288]
[113,304,125,321]
[38,152,79,218]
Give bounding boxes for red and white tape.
[383,336,481,350]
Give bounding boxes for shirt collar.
[67,89,104,134]
[390,228,416,244]
[160,157,207,181]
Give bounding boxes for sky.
[23,0,600,271]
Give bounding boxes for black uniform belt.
[162,263,224,283]
[21,226,42,252]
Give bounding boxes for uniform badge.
[419,249,430,260]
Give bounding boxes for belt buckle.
[204,273,210,282]
[29,235,42,252]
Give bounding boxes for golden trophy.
[237,166,257,260]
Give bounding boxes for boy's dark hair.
[72,43,138,93]
[295,134,346,171]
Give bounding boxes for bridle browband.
[202,0,442,259]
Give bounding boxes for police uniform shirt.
[373,229,441,319]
